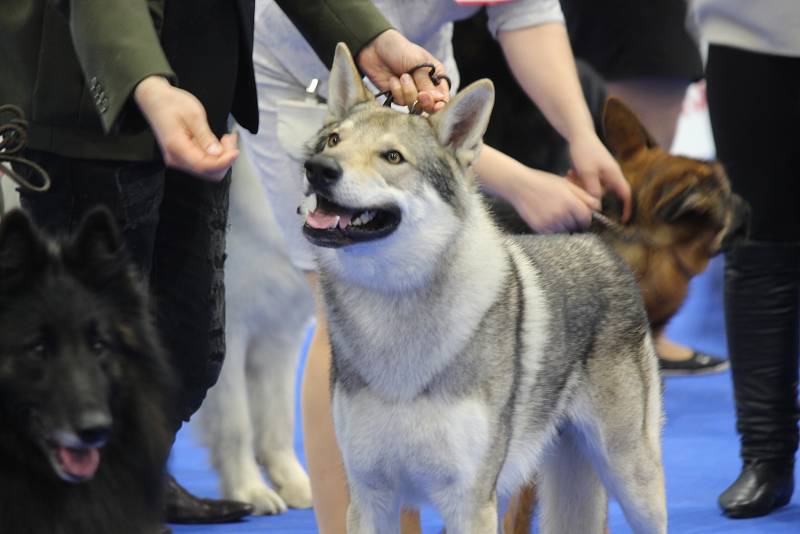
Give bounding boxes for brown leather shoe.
[164,474,253,524]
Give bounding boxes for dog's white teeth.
[361,211,376,224]
[329,216,340,229]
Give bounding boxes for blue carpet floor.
[170,257,800,533]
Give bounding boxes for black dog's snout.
[76,413,112,446]
[305,155,342,190]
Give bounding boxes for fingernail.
[401,74,412,84]
[431,91,444,99]
[207,143,222,155]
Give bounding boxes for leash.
[375,64,452,114]
[0,105,52,211]
[591,211,695,280]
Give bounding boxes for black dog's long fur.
[0,208,173,534]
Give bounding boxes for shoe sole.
[721,492,793,519]
[660,360,730,378]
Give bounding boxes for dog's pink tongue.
[306,210,353,230]
[56,446,100,480]
[306,209,338,229]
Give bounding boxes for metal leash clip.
[375,63,452,114]
[0,104,52,195]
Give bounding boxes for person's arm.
[60,0,238,180]
[496,21,631,220]
[63,0,176,133]
[274,0,392,70]
[475,145,600,233]
[274,0,449,111]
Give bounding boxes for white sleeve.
[486,0,565,37]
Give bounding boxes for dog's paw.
[275,474,312,509]
[261,451,313,509]
[230,485,288,515]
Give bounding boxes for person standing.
[0,0,448,527]
[688,0,800,518]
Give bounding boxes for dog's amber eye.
[382,150,404,165]
[327,132,340,148]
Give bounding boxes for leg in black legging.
[706,44,800,518]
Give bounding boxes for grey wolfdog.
[300,43,667,534]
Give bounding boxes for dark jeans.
[16,150,230,432]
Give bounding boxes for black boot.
[718,241,800,518]
[163,473,253,524]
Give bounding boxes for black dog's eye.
[91,339,106,355]
[327,132,340,148]
[26,343,46,362]
[382,150,404,165]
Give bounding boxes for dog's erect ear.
[0,209,49,288]
[603,97,657,159]
[70,206,123,260]
[655,187,704,222]
[429,79,495,163]
[327,42,374,122]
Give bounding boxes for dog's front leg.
[346,483,401,534]
[435,490,499,534]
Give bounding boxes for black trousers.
[706,44,800,461]
[17,152,230,432]
[706,44,800,242]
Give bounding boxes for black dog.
[0,208,173,534]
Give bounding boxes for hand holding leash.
[378,64,452,115]
[357,29,451,113]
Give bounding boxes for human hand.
[133,76,239,181]
[356,29,450,113]
[567,130,631,221]
[504,167,601,234]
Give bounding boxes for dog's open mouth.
[300,193,401,248]
[46,438,102,482]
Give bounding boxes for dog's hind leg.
[434,488,499,534]
[538,426,607,534]
[197,331,288,515]
[581,357,667,534]
[248,321,313,509]
[347,484,402,534]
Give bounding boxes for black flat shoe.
[658,351,729,376]
[164,474,254,524]
[719,460,794,518]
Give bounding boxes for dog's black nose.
[305,155,342,189]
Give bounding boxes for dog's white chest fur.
[332,389,491,500]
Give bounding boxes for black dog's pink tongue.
[56,446,100,480]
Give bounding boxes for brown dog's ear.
[326,43,374,123]
[602,97,658,159]
[655,186,705,222]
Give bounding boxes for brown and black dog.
[500,97,748,534]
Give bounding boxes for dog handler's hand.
[567,131,631,221]
[133,76,239,181]
[476,145,600,233]
[357,29,450,113]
